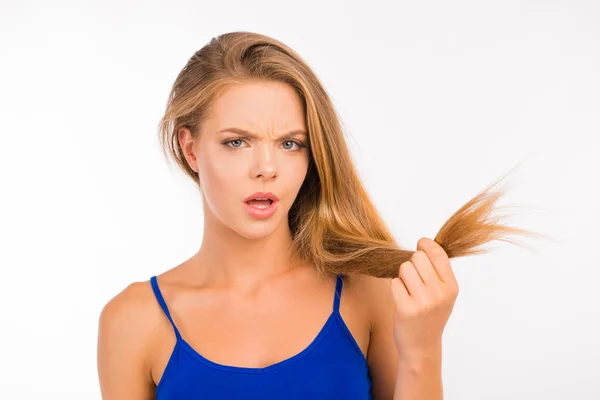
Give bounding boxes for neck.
[193,207,302,290]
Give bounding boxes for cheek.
[197,153,243,212]
[295,159,309,184]
[284,156,310,197]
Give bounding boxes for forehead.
[207,81,306,132]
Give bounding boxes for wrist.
[394,345,444,400]
[398,342,442,367]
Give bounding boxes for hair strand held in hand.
[157,31,550,279]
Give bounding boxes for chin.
[233,212,288,240]
[235,221,279,240]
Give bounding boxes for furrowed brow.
[217,127,307,140]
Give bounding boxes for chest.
[156,351,373,399]
[150,275,371,385]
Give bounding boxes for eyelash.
[222,138,307,152]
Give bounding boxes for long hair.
[158,31,547,279]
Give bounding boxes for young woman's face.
[187,81,310,240]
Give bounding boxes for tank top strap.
[150,276,182,340]
[333,274,344,313]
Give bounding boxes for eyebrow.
[217,127,307,139]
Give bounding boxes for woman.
[97,31,534,399]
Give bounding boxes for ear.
[178,126,199,173]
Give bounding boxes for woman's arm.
[367,238,456,400]
[365,275,444,400]
[97,282,156,400]
[393,345,443,399]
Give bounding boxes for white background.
[1,0,599,399]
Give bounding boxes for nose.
[249,143,277,181]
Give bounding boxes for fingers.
[397,260,426,299]
[416,237,456,284]
[410,249,439,284]
[392,237,458,307]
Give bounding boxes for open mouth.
[245,199,274,209]
[242,192,279,218]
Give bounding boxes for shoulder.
[98,279,164,368]
[344,274,395,329]
[97,279,166,397]
[99,280,159,331]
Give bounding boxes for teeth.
[255,197,269,200]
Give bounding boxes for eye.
[222,138,306,152]
[282,140,305,151]
[222,138,247,150]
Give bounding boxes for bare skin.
[97,81,400,399]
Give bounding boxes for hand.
[390,237,459,358]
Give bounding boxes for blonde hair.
[158,31,546,278]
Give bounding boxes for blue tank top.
[150,274,373,399]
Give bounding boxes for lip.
[243,191,280,203]
[243,191,279,220]
[243,200,278,219]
